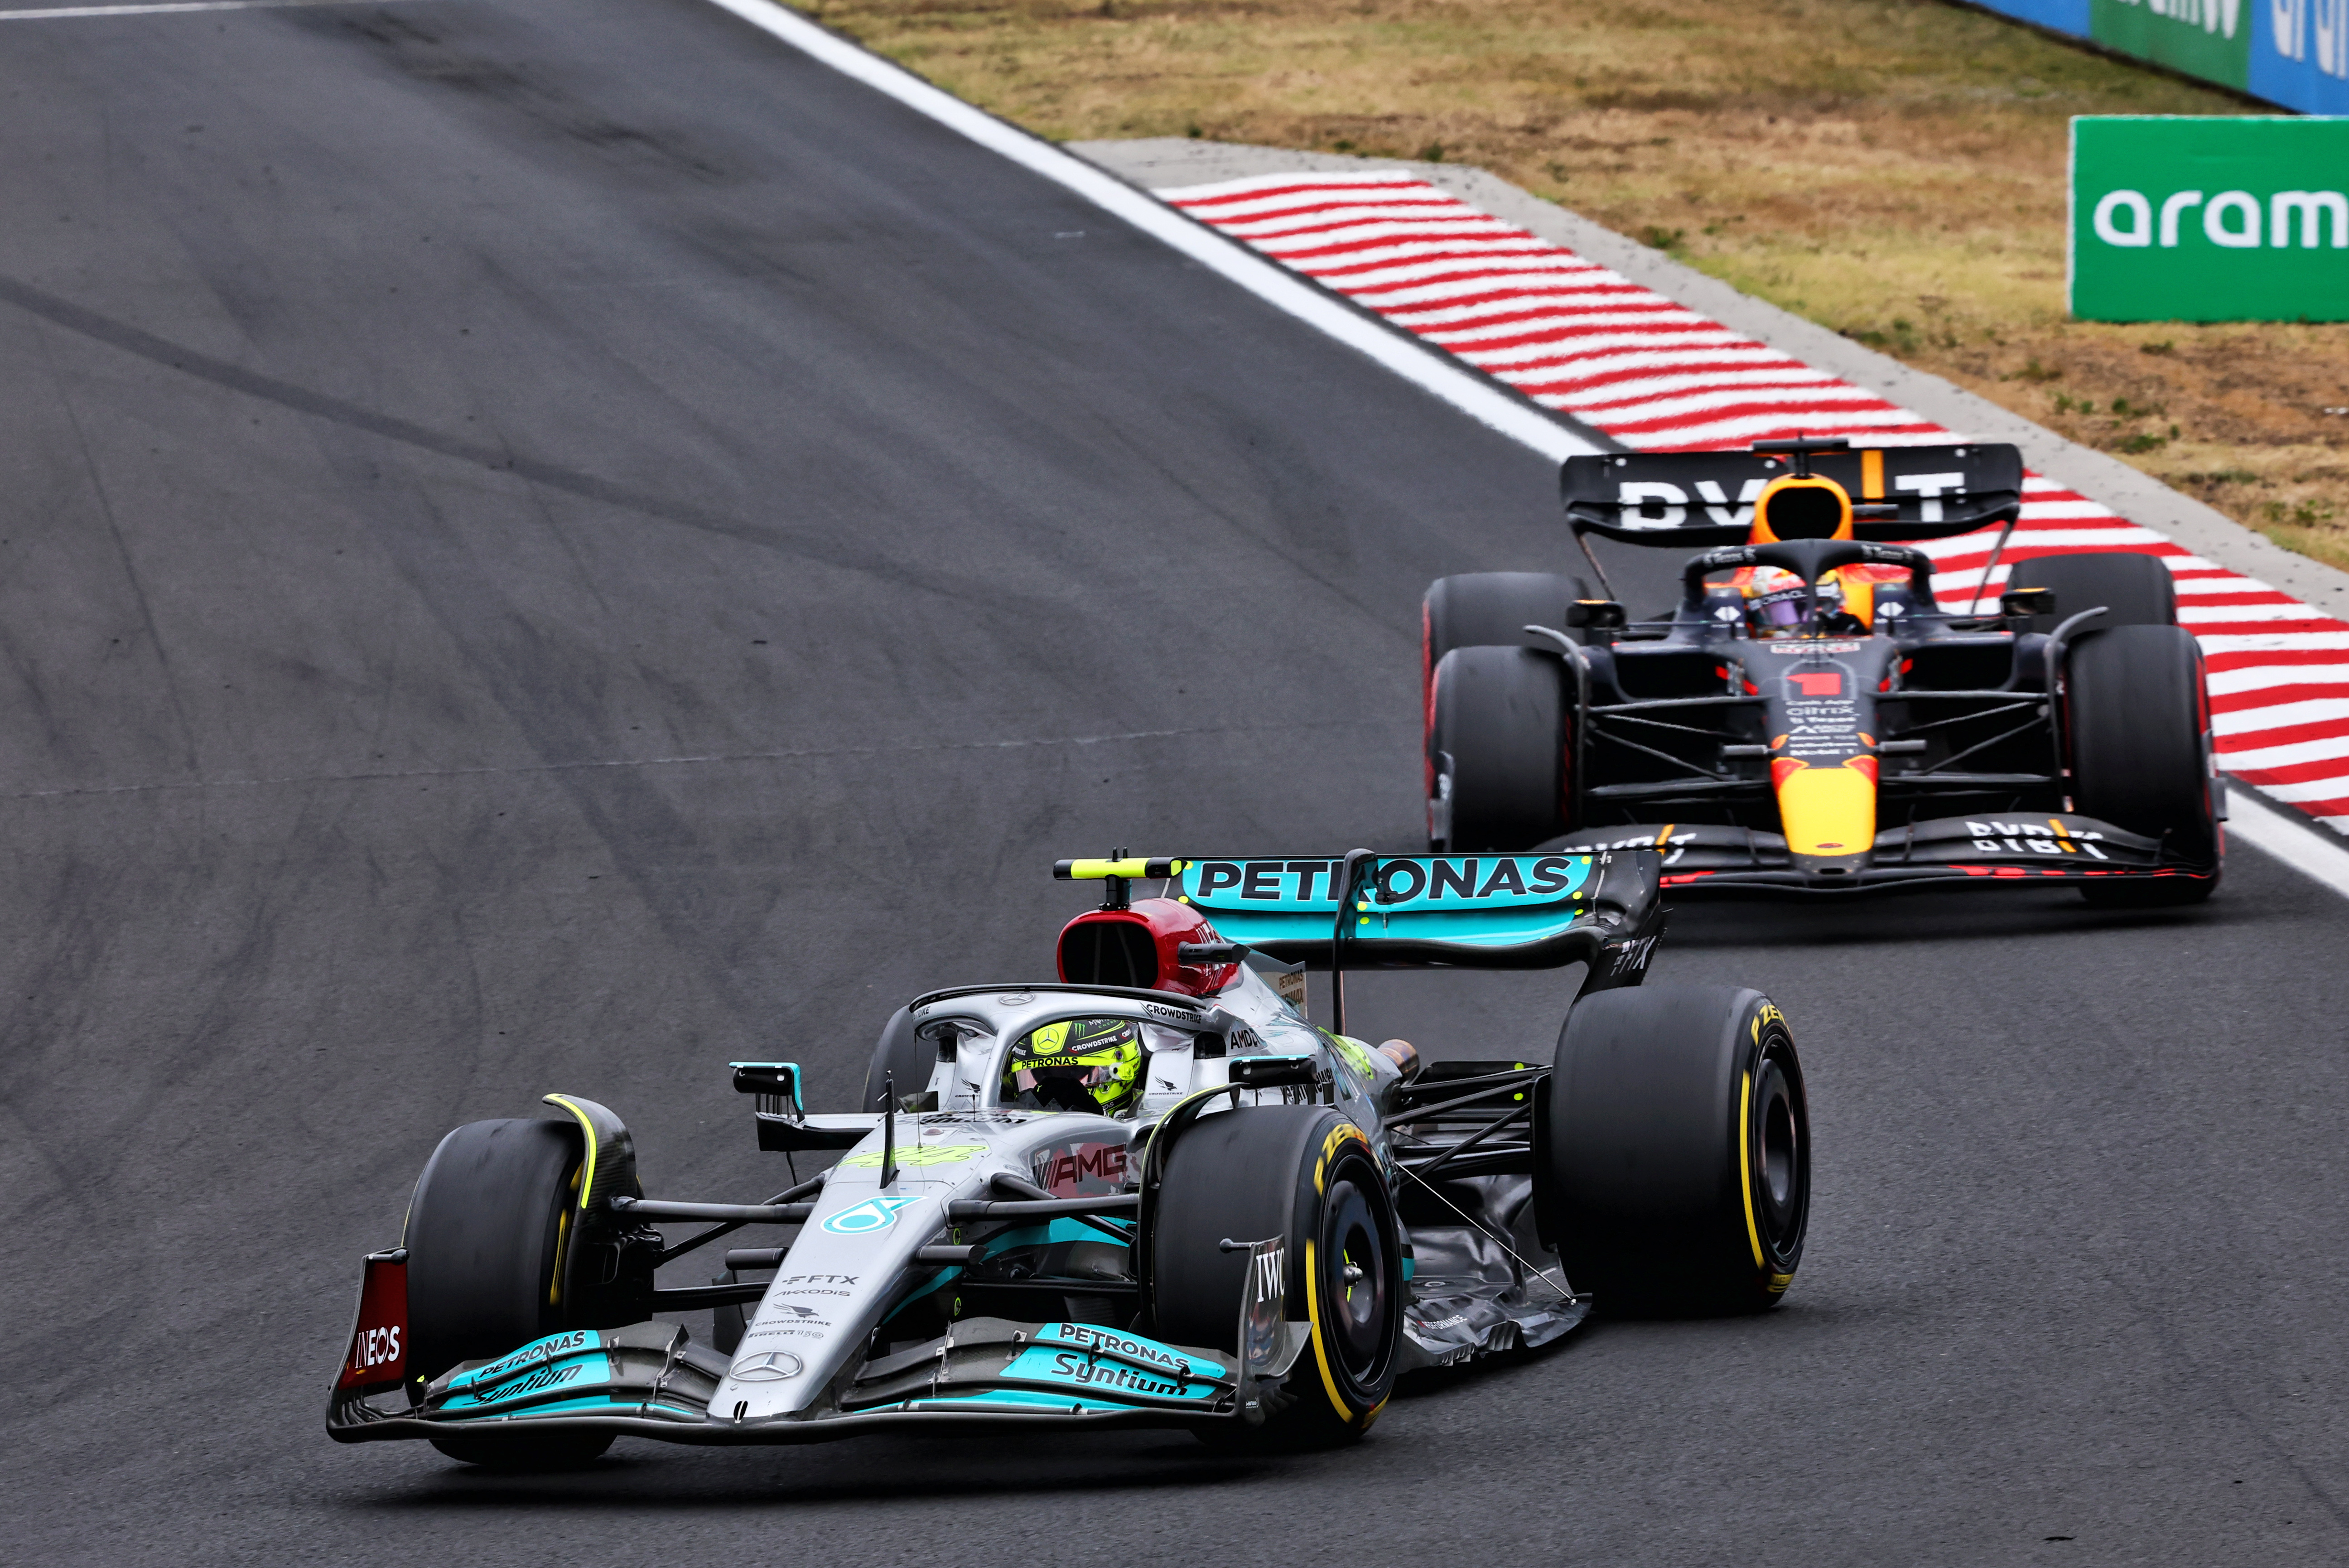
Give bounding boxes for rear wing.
[1056,850,1664,976]
[1562,442,2024,545]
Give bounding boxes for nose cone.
[1773,757,1877,877]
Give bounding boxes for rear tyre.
[1422,573,1587,819]
[2008,550,2177,634]
[1428,645,1572,851]
[2064,622,2220,906]
[1543,986,1808,1316]
[1423,572,1591,689]
[405,1118,613,1471]
[1149,1106,1403,1450]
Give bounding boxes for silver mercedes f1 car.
[328,849,1809,1464]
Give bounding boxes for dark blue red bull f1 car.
[1423,438,2222,903]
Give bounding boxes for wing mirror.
[731,1061,802,1114]
[1564,600,1627,645]
[1999,586,2056,622]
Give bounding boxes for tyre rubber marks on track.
[1162,172,2349,839]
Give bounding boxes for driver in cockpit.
[1731,472,1915,637]
[999,1017,1144,1117]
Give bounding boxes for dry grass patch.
[805,0,2349,571]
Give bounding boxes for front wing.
[1549,813,2217,894]
[328,1235,1306,1447]
[328,1318,1264,1446]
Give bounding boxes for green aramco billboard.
[2070,116,2349,321]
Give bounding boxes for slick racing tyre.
[1148,1105,1404,1449]
[1423,572,1591,693]
[1428,645,1572,852]
[1543,986,1808,1316]
[2064,622,2220,907]
[404,1117,614,1470]
[1422,573,1586,837]
[2007,550,2177,634]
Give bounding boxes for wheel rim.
[1321,1175,1393,1381]
[1749,1050,1808,1263]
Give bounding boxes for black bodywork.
[1534,441,2219,894]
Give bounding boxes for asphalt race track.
[2,2,2345,1563]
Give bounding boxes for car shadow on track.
[340,1437,1277,1509]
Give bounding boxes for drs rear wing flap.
[1562,443,2024,545]
[1157,850,1664,975]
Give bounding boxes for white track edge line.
[2225,780,2349,898]
[695,0,1601,464]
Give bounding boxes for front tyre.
[1428,645,1572,851]
[404,1117,611,1471]
[1543,986,1808,1315]
[1148,1106,1403,1448]
[2064,622,2220,907]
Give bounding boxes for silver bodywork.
[718,965,1379,1421]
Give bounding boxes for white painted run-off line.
[701,0,2349,900]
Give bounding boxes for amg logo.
[1031,1140,1129,1197]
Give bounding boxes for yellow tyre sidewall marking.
[540,1100,602,1307]
[1305,1124,1380,1423]
[1316,1122,1366,1195]
[1302,1237,1356,1423]
[1738,1068,1766,1273]
[543,1095,601,1208]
